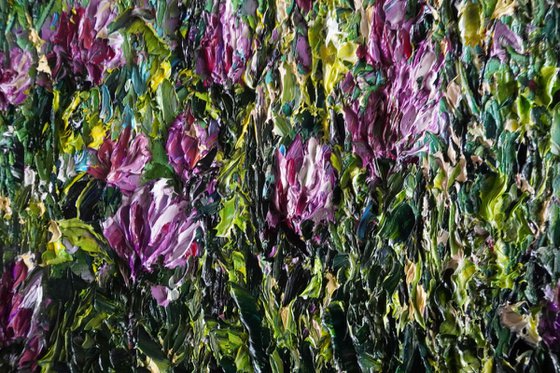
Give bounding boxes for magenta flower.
[268,136,337,235]
[0,48,32,110]
[103,179,203,280]
[196,2,252,86]
[0,259,47,371]
[166,112,219,183]
[88,126,151,194]
[44,0,124,85]
[343,0,443,178]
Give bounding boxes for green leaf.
[323,302,360,372]
[137,326,170,371]
[215,195,247,238]
[551,105,560,155]
[300,257,322,299]
[58,218,104,254]
[230,284,269,373]
[156,80,179,127]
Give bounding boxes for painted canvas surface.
[0,0,559,371]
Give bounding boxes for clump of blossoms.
[0,258,48,371]
[166,111,220,183]
[103,179,203,280]
[43,0,124,85]
[195,1,252,86]
[268,136,337,236]
[539,282,560,351]
[88,126,151,194]
[342,0,443,178]
[0,48,32,110]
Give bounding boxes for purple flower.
[44,0,124,85]
[0,48,32,110]
[0,259,47,371]
[296,34,312,73]
[196,2,252,86]
[166,112,219,183]
[268,136,337,235]
[151,285,173,307]
[343,0,443,178]
[366,0,412,66]
[88,126,152,194]
[296,0,312,12]
[491,21,523,62]
[103,179,203,280]
[539,282,560,350]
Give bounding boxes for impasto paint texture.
[0,0,559,371]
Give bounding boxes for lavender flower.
[103,179,203,280]
[0,48,32,110]
[44,0,124,85]
[343,0,443,178]
[196,2,252,86]
[88,126,152,194]
[0,259,47,370]
[268,136,337,235]
[166,112,219,183]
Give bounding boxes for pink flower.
[88,127,152,194]
[0,48,32,110]
[268,136,337,235]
